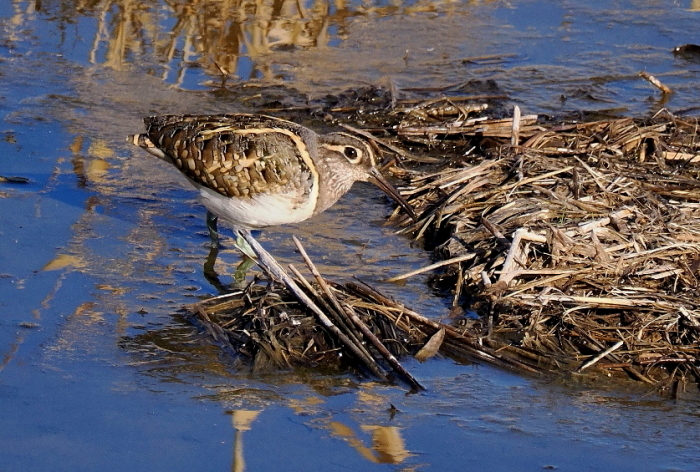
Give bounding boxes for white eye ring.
[343,146,362,164]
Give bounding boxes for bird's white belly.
[196,184,316,229]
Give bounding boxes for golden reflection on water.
[227,384,411,471]
[86,0,362,80]
[7,0,473,86]
[231,410,261,472]
[329,422,410,464]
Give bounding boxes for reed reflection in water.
[227,405,411,471]
[9,0,469,87]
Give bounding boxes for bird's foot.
[233,255,256,284]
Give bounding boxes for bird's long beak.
[367,167,417,221]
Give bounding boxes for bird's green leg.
[203,214,256,284]
[203,212,227,289]
[206,211,220,249]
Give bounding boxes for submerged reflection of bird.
[129,114,415,281]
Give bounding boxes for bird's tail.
[126,133,168,160]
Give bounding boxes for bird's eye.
[344,147,358,159]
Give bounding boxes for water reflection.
[10,0,472,87]
[230,409,261,472]
[227,399,410,471]
[5,1,700,470]
[122,317,415,469]
[328,422,410,464]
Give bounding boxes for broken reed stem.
[292,236,424,390]
[288,240,381,375]
[287,263,380,373]
[288,238,367,347]
[349,281,542,374]
[577,340,625,372]
[385,253,476,282]
[239,230,389,381]
[344,303,425,391]
[481,216,509,244]
[192,305,237,354]
[498,227,527,285]
[511,105,521,146]
[639,70,673,94]
[291,236,355,332]
[571,327,654,384]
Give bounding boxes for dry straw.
[390,108,700,394]
[191,94,700,396]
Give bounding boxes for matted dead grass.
[188,87,700,395]
[388,110,700,393]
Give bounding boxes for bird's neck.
[313,161,358,216]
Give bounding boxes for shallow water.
[2,1,700,471]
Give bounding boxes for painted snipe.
[129,114,415,273]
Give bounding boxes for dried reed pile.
[391,112,700,391]
[191,235,429,390]
[188,84,700,393]
[190,273,545,386]
[190,278,420,374]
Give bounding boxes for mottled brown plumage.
[143,114,313,200]
[130,114,415,230]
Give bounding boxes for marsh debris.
[188,82,700,395]
[189,269,547,388]
[390,109,700,394]
[192,233,427,390]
